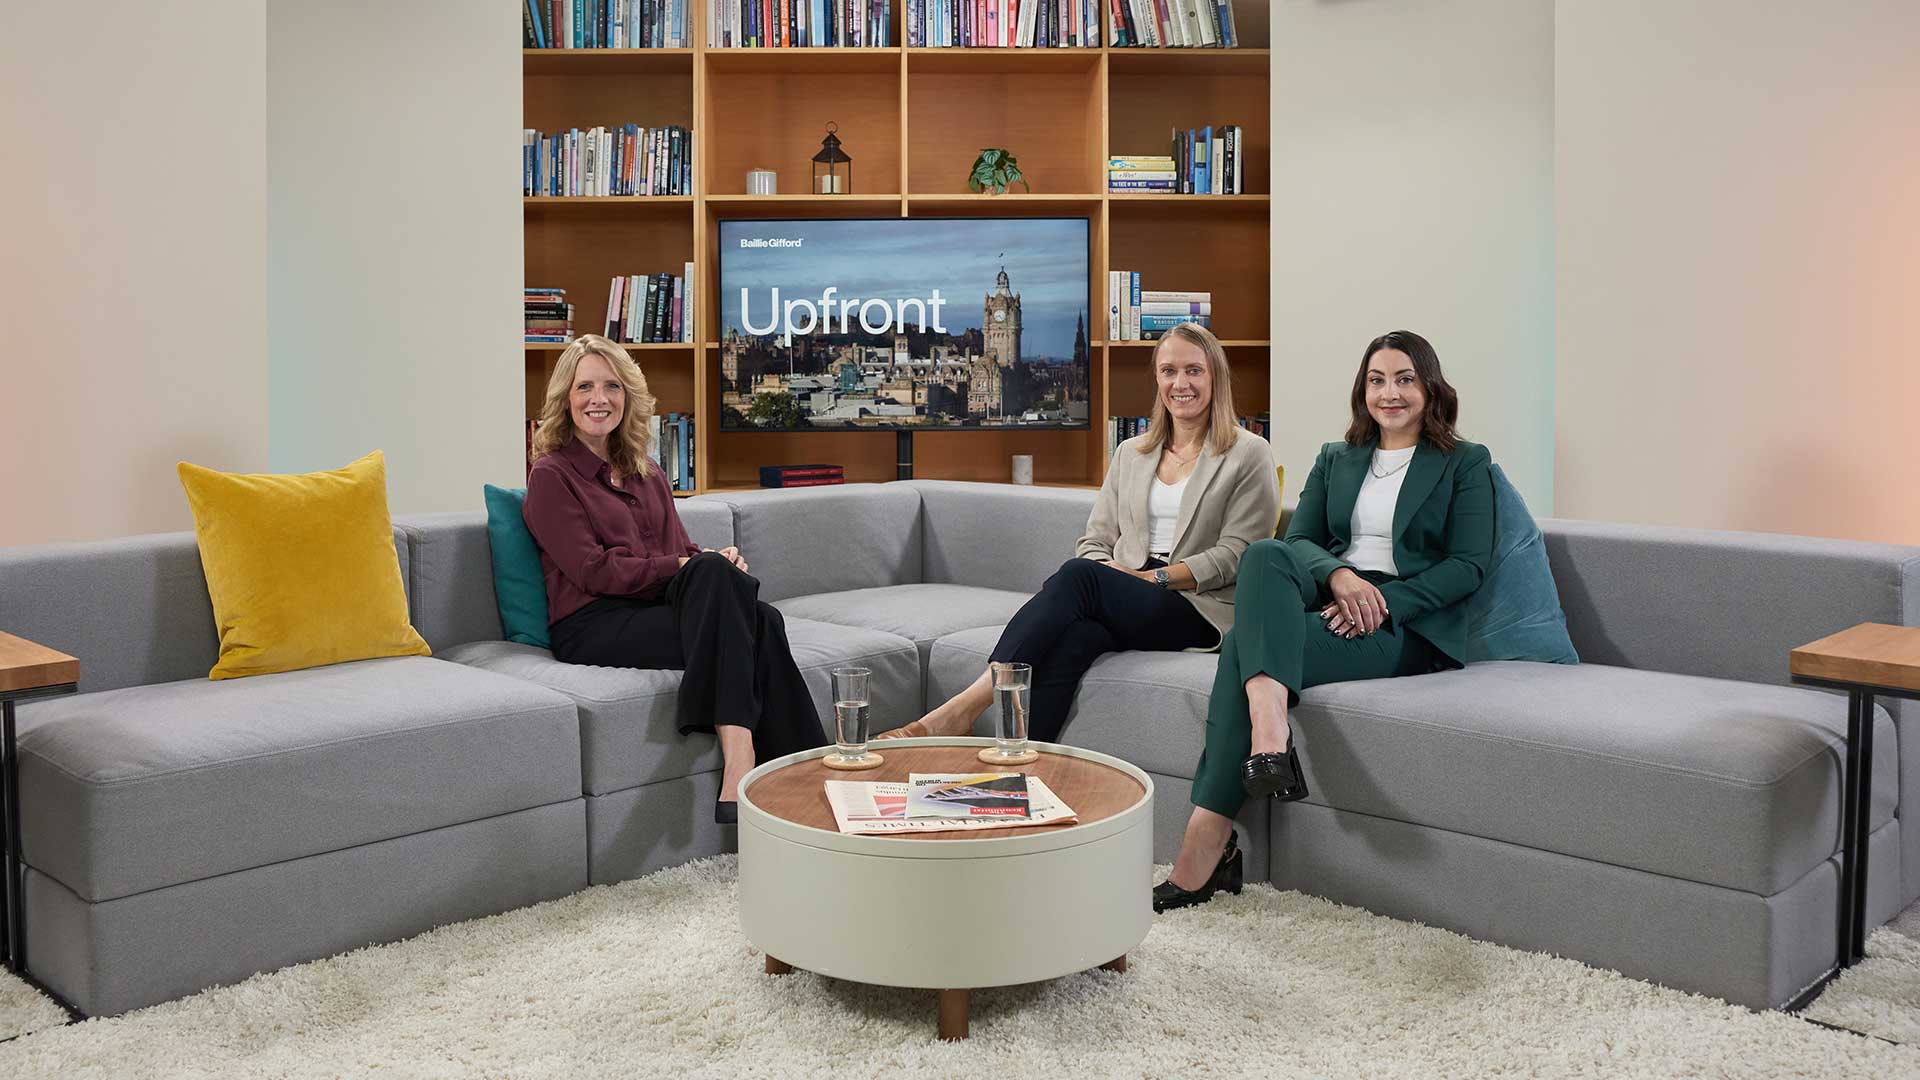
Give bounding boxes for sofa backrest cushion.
[482,486,551,649]
[399,501,735,651]
[1541,518,1920,696]
[0,529,410,693]
[904,481,1096,593]
[1465,465,1578,664]
[690,484,922,602]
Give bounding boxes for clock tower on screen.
[983,266,1022,365]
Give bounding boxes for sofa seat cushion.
[17,656,581,903]
[774,584,1029,666]
[1293,661,1896,895]
[928,631,1898,896]
[438,617,921,796]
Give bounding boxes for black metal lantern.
[812,122,852,195]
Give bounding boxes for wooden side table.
[0,632,79,973]
[1790,622,1920,982]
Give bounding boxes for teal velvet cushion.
[483,484,551,649]
[1464,465,1578,664]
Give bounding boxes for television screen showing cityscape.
[717,217,1091,431]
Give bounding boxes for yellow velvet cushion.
[177,450,430,680]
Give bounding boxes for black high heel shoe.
[1242,743,1308,802]
[1152,830,1243,913]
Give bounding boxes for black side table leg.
[2,698,18,973]
[1849,691,1874,963]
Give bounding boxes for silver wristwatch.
[1153,568,1172,588]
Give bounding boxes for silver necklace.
[1370,450,1414,479]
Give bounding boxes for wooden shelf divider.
[524,2,1270,491]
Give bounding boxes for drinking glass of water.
[981,662,1038,765]
[830,666,878,767]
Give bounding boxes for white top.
[1346,445,1417,575]
[1146,473,1190,555]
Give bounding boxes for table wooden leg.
[764,955,793,975]
[938,988,970,1041]
[1101,955,1127,973]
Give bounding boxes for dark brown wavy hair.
[1344,330,1460,453]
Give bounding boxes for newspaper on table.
[825,774,1077,835]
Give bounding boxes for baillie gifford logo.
[738,237,805,248]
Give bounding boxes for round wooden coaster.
[978,747,1041,766]
[821,751,885,771]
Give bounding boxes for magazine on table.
[905,773,1030,819]
[824,775,1076,836]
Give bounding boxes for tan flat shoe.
[874,719,937,740]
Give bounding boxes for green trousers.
[1191,538,1442,818]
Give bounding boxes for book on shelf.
[526,0,688,48]
[603,270,694,343]
[649,413,697,491]
[1106,413,1267,456]
[709,0,892,46]
[760,464,845,487]
[523,125,691,197]
[1111,126,1243,194]
[1110,0,1237,47]
[904,0,1097,47]
[526,288,575,343]
[1106,275,1214,340]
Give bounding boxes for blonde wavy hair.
[1138,321,1240,458]
[530,334,657,478]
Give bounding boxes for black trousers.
[549,552,827,762]
[989,557,1218,743]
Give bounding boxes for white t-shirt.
[1345,445,1417,575]
[1147,473,1189,555]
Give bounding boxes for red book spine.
[776,477,846,487]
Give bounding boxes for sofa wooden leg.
[938,988,970,1040]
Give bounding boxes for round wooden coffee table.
[737,736,1152,1041]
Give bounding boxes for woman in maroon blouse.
[523,335,826,824]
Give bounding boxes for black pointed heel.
[1152,830,1243,913]
[1242,744,1308,802]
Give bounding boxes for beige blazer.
[1075,427,1280,648]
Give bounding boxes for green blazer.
[1283,438,1494,666]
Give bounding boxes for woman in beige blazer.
[882,323,1280,744]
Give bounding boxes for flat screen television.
[717,217,1092,431]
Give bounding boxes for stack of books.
[523,125,691,198]
[1109,0,1241,47]
[526,289,574,343]
[524,0,689,47]
[1108,155,1175,193]
[605,267,695,344]
[906,0,1100,47]
[1107,272,1211,340]
[1106,413,1269,456]
[759,463,845,488]
[708,0,893,46]
[652,413,696,492]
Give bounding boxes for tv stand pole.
[896,431,913,480]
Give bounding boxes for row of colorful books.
[1108,0,1240,47]
[906,0,1100,47]
[653,413,697,492]
[526,288,574,343]
[1108,124,1245,194]
[1105,413,1269,455]
[523,0,690,48]
[706,0,893,47]
[524,125,691,199]
[759,463,845,488]
[605,268,696,344]
[1107,273,1211,341]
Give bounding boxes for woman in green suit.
[1154,330,1494,911]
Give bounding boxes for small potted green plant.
[967,148,1031,195]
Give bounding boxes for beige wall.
[267,0,525,512]
[0,2,267,546]
[1268,0,1557,510]
[1556,1,1920,544]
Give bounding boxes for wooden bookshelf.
[523,2,1271,494]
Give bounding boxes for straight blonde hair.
[1138,321,1240,458]
[530,334,658,479]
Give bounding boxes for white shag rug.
[1,856,1915,1078]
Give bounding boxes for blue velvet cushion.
[1464,465,1578,664]
[482,484,551,649]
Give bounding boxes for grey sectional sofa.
[3,480,1915,1016]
